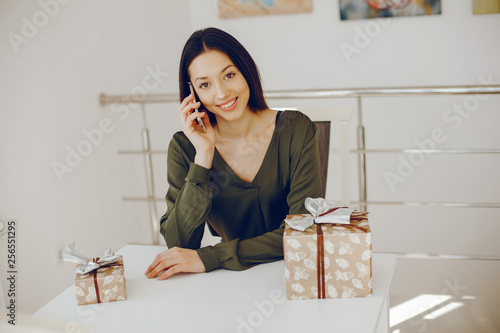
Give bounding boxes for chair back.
[303,108,354,206]
[312,121,331,198]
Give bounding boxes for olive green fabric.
[160,110,322,272]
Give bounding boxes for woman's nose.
[215,82,230,100]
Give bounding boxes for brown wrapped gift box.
[74,256,127,305]
[283,213,372,300]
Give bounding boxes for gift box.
[63,243,127,305]
[283,198,372,300]
[74,256,127,305]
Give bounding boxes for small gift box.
[283,198,372,300]
[63,243,127,305]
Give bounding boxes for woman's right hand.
[178,93,215,169]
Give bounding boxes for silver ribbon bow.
[284,197,354,231]
[63,242,120,275]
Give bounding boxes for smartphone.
[187,82,207,133]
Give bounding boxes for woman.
[145,27,322,280]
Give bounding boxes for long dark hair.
[179,27,268,123]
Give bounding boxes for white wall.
[0,0,191,314]
[187,0,500,257]
[189,0,500,89]
[0,0,499,315]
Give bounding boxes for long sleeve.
[200,112,323,271]
[160,133,214,257]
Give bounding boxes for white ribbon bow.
[284,198,354,231]
[63,242,120,275]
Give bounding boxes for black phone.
[188,82,207,133]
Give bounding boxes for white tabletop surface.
[35,245,396,333]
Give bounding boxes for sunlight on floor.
[390,294,452,327]
[389,258,500,332]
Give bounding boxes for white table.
[35,245,396,333]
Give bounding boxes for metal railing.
[99,84,500,244]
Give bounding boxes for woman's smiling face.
[188,50,250,122]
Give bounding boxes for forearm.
[234,227,285,266]
[194,148,214,169]
[198,225,285,272]
[161,163,214,249]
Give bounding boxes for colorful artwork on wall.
[218,0,313,19]
[339,0,442,20]
[473,0,500,14]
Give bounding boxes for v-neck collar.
[213,111,282,186]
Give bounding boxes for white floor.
[388,257,500,333]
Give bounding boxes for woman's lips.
[217,97,238,112]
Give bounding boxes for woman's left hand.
[144,247,206,280]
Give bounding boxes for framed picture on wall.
[473,0,500,14]
[218,0,313,19]
[339,0,442,21]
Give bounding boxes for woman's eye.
[199,82,209,89]
[225,72,235,79]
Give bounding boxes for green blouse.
[160,110,322,272]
